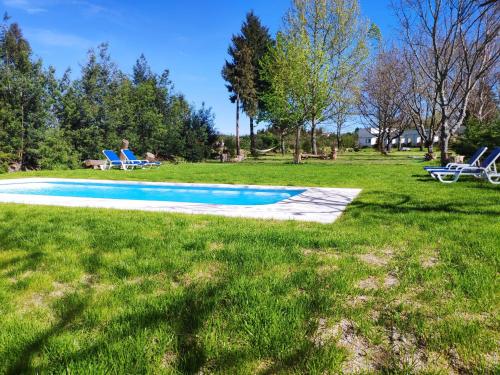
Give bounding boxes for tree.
[222,12,272,156]
[260,31,310,163]
[222,37,251,156]
[284,0,370,154]
[182,104,217,162]
[57,44,119,159]
[0,15,218,169]
[0,16,53,169]
[399,48,440,153]
[468,72,498,123]
[358,48,409,153]
[395,0,500,163]
[132,53,154,84]
[330,81,358,150]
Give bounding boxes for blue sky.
[2,0,396,134]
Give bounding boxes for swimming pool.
[0,180,305,206]
[0,178,361,223]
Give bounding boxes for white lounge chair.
[424,146,488,174]
[430,147,500,184]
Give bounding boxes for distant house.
[357,128,439,148]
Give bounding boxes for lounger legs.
[485,173,500,185]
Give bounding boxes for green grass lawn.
[0,151,498,374]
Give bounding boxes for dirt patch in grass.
[80,273,96,285]
[22,293,46,310]
[453,311,490,322]
[208,242,224,251]
[311,317,462,373]
[160,351,177,369]
[182,261,222,286]
[49,281,73,298]
[311,317,335,347]
[388,327,427,371]
[357,276,379,290]
[347,295,371,307]
[317,264,339,276]
[383,274,399,288]
[421,256,439,268]
[312,318,385,373]
[483,350,499,370]
[125,276,145,285]
[356,253,389,267]
[447,348,467,373]
[253,358,274,374]
[302,248,339,260]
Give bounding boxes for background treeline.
[222,0,499,164]
[0,16,217,171]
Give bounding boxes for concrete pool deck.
[0,178,361,224]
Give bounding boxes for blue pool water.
[0,181,305,206]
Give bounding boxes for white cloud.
[3,0,47,14]
[26,28,92,49]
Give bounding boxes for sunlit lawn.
[0,150,498,373]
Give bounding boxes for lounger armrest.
[455,166,485,173]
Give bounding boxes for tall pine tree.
[222,11,272,156]
[0,15,53,169]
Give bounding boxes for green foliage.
[453,116,500,157]
[340,131,358,149]
[0,151,14,173]
[182,104,217,162]
[0,20,54,169]
[0,18,217,169]
[260,32,309,129]
[38,129,80,170]
[222,11,273,155]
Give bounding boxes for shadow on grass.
[6,289,91,374]
[351,191,500,217]
[0,251,45,278]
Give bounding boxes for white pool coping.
[0,178,361,224]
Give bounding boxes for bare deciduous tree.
[395,0,500,163]
[468,72,498,123]
[358,48,409,153]
[399,49,440,153]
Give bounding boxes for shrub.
[0,152,16,173]
[38,130,80,170]
[453,116,500,157]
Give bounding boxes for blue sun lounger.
[120,149,161,168]
[424,146,488,173]
[102,150,137,170]
[430,147,500,184]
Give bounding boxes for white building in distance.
[358,128,439,147]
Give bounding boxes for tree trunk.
[280,132,285,155]
[235,95,241,156]
[386,139,392,153]
[397,136,402,151]
[376,130,384,153]
[336,128,341,150]
[439,121,450,164]
[294,126,302,164]
[311,118,317,155]
[250,116,256,157]
[20,101,24,167]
